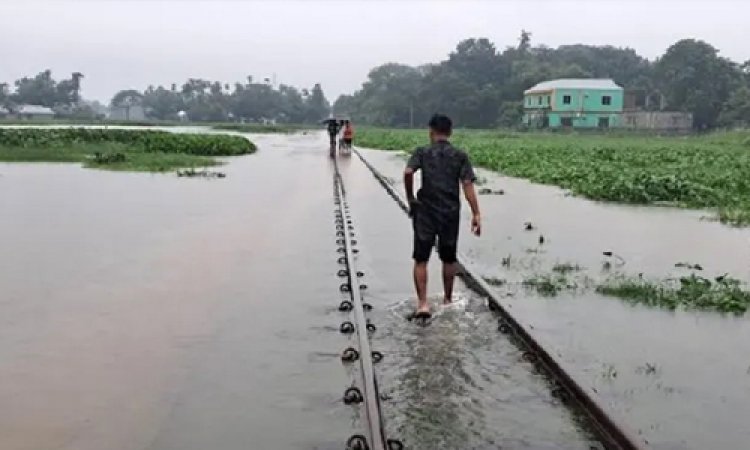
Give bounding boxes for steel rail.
[334,162,389,450]
[352,147,648,450]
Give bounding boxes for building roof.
[17,104,55,115]
[524,79,623,94]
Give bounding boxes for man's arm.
[404,167,415,203]
[404,148,422,214]
[462,180,481,236]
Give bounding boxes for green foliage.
[597,274,750,314]
[523,274,571,296]
[0,128,254,156]
[7,70,84,110]
[355,128,750,225]
[654,39,742,129]
[0,128,254,172]
[337,33,657,129]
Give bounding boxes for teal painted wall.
[523,87,624,128]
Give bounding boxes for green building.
[523,79,624,129]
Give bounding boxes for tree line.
[1,71,332,124]
[111,78,330,123]
[0,70,95,118]
[333,32,750,129]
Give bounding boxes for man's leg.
[412,207,434,314]
[438,216,460,304]
[414,261,429,313]
[442,261,457,304]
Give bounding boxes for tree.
[13,70,58,106]
[304,83,330,122]
[718,86,750,128]
[654,39,741,128]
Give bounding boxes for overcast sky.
[2,0,749,103]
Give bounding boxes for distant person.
[326,118,341,155]
[342,120,354,150]
[404,114,481,320]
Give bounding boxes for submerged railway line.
[333,147,647,450]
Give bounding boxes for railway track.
[333,160,402,450]
[334,147,649,450]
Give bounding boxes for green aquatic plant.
[552,262,583,274]
[356,128,750,225]
[0,128,254,172]
[597,273,750,314]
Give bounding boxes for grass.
[355,128,750,226]
[522,274,572,296]
[596,273,750,314]
[0,128,253,172]
[0,143,219,171]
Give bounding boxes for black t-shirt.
[327,121,339,136]
[406,140,476,217]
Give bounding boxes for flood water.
[359,147,750,450]
[1,130,748,450]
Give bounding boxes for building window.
[547,96,551,105]
[602,95,612,106]
[561,117,573,127]
[538,96,542,105]
[598,117,610,128]
[563,95,571,105]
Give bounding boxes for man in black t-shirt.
[404,114,481,319]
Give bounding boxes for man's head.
[428,114,452,142]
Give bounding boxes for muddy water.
[337,155,596,449]
[0,130,605,450]
[357,148,750,450]
[0,132,355,450]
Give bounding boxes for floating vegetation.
[597,273,750,314]
[92,151,126,164]
[356,129,750,226]
[0,128,255,172]
[522,274,572,296]
[478,187,505,195]
[177,168,226,178]
[552,262,583,274]
[501,254,512,267]
[524,221,535,231]
[483,277,507,287]
[675,262,704,270]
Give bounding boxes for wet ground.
[1,130,749,449]
[359,148,750,450]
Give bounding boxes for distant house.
[523,79,624,129]
[14,104,56,120]
[108,105,146,121]
[0,106,9,118]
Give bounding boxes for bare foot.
[443,297,452,305]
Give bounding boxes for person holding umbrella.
[323,116,342,157]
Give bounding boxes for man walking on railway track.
[404,114,481,320]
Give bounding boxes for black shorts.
[412,204,459,263]
[343,138,352,146]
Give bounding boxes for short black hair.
[428,114,453,135]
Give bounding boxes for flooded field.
[2,130,749,449]
[358,147,750,450]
